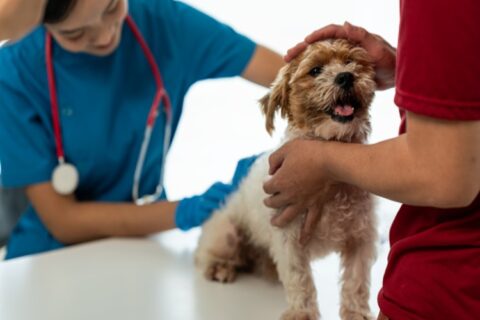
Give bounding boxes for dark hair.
[43,0,78,24]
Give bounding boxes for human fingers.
[286,24,350,62]
[271,204,305,227]
[268,147,286,176]
[304,24,348,44]
[263,171,285,196]
[299,208,322,246]
[343,22,387,57]
[263,191,291,209]
[284,41,309,62]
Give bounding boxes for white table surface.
[0,227,389,320]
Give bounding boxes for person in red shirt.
[263,1,480,319]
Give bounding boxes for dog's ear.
[259,66,291,135]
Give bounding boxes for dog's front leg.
[271,229,320,320]
[339,239,376,320]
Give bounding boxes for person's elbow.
[427,173,479,208]
[47,219,79,245]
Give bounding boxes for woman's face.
[45,0,128,56]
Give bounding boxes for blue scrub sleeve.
[167,0,256,84]
[0,63,56,187]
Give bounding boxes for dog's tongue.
[334,105,354,116]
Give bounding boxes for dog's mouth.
[325,95,361,123]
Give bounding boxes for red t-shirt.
[378,1,480,319]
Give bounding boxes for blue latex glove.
[175,182,233,231]
[231,154,260,189]
[175,154,260,231]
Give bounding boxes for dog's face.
[261,39,376,141]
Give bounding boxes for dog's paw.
[340,310,374,320]
[280,309,319,320]
[204,261,237,283]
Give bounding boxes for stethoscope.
[46,16,172,206]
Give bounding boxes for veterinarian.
[0,0,47,41]
[0,0,283,260]
[263,1,480,320]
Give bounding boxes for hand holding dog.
[263,139,333,245]
[285,22,396,90]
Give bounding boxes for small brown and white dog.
[195,39,377,320]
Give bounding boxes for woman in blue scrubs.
[0,0,284,259]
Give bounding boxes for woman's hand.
[263,139,332,245]
[285,22,397,90]
[0,0,46,41]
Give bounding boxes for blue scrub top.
[0,0,255,259]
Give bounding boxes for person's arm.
[264,112,480,238]
[25,155,259,245]
[0,0,46,41]
[241,44,285,87]
[26,183,177,244]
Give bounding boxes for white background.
[164,0,402,318]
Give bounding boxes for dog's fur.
[195,40,377,320]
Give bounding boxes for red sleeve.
[395,0,480,121]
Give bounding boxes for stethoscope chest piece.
[52,162,79,195]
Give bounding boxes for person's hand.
[285,22,396,90]
[175,154,259,231]
[0,0,47,41]
[263,139,331,245]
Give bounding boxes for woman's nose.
[92,24,115,46]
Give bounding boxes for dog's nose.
[335,72,355,89]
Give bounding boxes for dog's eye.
[308,66,323,77]
[345,59,353,65]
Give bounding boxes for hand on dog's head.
[260,39,376,142]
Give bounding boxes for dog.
[195,39,377,320]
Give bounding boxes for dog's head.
[261,39,376,142]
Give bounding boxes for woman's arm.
[0,0,46,41]
[241,44,285,87]
[26,183,177,245]
[25,155,258,245]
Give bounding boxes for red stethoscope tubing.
[45,16,172,199]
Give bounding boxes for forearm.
[241,44,285,87]
[323,135,431,205]
[0,0,46,40]
[323,115,480,207]
[27,183,177,244]
[60,200,178,244]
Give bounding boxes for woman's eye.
[308,66,323,77]
[66,31,85,41]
